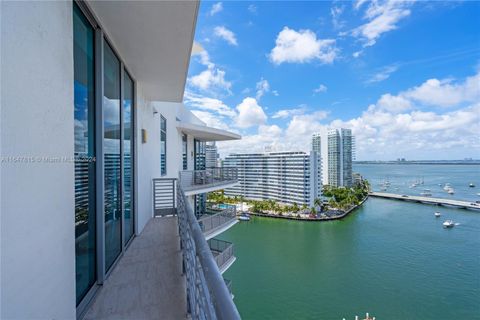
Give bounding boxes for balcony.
[179,168,238,196]
[199,205,238,240]
[208,239,236,274]
[149,178,240,319]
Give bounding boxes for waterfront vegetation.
[207,179,370,219]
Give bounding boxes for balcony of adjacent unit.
[208,238,236,274]
[198,202,238,240]
[179,168,239,196]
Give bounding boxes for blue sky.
[184,1,480,160]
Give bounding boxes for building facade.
[311,133,323,194]
[327,128,354,187]
[205,142,219,168]
[1,2,241,319]
[223,152,321,206]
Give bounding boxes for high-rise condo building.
[223,151,322,206]
[311,133,323,196]
[205,142,219,168]
[327,128,354,187]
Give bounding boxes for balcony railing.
[152,178,240,319]
[208,238,235,274]
[179,168,238,193]
[199,205,237,239]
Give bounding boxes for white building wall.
[1,2,76,319]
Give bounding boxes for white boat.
[434,212,441,217]
[238,214,250,221]
[447,188,455,195]
[443,185,450,191]
[443,220,455,228]
[469,183,475,188]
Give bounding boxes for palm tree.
[310,207,317,217]
[292,202,299,213]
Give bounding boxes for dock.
[369,192,480,211]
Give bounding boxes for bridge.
[369,192,480,211]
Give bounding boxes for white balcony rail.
[179,168,238,192]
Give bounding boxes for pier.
[369,192,480,211]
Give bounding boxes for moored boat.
[434,212,441,217]
[238,213,250,221]
[469,182,475,188]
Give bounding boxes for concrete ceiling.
[88,0,199,102]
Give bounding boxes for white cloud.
[376,93,412,112]
[189,46,232,95]
[272,107,307,119]
[248,4,257,14]
[210,2,223,16]
[331,5,346,30]
[366,65,399,83]
[403,72,480,107]
[352,0,413,47]
[189,68,232,93]
[272,90,279,96]
[313,84,328,94]
[255,78,270,99]
[214,26,238,46]
[216,71,480,160]
[353,50,363,58]
[269,27,338,65]
[191,110,230,131]
[184,92,236,117]
[235,97,267,128]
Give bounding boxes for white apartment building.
[327,128,354,187]
[223,152,322,206]
[1,2,241,319]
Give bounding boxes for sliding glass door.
[73,3,96,306]
[74,3,136,308]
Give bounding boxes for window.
[160,116,167,175]
[73,3,96,305]
[182,134,188,170]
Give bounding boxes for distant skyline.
[184,1,480,160]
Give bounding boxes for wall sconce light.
[153,107,159,116]
[142,129,147,143]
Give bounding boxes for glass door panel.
[73,3,96,305]
[103,41,122,271]
[123,72,134,243]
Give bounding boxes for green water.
[220,198,480,319]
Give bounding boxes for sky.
[184,0,480,160]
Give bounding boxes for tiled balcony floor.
[84,217,186,320]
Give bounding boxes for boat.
[469,183,475,188]
[443,184,451,191]
[447,188,455,195]
[443,220,455,228]
[238,214,250,221]
[434,212,441,217]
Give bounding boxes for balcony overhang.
[87,1,199,102]
[178,122,241,142]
